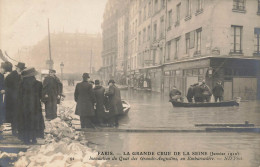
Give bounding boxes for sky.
[0,0,107,58]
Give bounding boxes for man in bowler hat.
[42,69,63,120]
[74,73,96,128]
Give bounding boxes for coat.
[4,70,21,123]
[105,85,123,115]
[212,84,224,97]
[201,84,212,96]
[74,81,96,117]
[169,88,181,99]
[193,85,203,98]
[186,86,194,99]
[18,76,45,138]
[93,85,105,116]
[0,73,5,125]
[42,75,62,103]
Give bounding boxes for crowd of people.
[0,61,63,144]
[74,73,123,128]
[169,80,224,103]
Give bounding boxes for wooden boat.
[170,99,240,107]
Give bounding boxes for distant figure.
[193,83,203,102]
[169,86,183,102]
[74,73,96,128]
[0,63,7,126]
[93,80,105,125]
[5,62,25,136]
[186,84,195,103]
[42,69,63,120]
[201,80,212,102]
[212,81,224,102]
[18,68,45,144]
[105,79,123,127]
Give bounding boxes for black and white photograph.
[0,0,260,166]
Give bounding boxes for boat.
[170,98,240,107]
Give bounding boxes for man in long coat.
[201,80,212,102]
[18,68,45,144]
[186,84,195,103]
[93,80,105,125]
[74,73,96,128]
[5,62,25,135]
[105,79,123,127]
[42,69,62,120]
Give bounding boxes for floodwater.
[119,89,260,128]
[63,86,260,167]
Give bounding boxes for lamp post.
[60,62,64,82]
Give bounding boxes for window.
[186,0,191,17]
[176,3,181,25]
[139,11,142,25]
[175,37,180,59]
[167,41,171,60]
[143,28,146,43]
[254,28,260,56]
[168,10,173,29]
[190,31,195,48]
[147,25,151,41]
[138,31,142,46]
[258,0,260,15]
[231,25,243,54]
[233,0,246,12]
[153,49,156,65]
[144,6,147,21]
[148,1,152,16]
[197,0,203,11]
[153,22,157,41]
[160,16,165,38]
[185,33,190,54]
[161,0,165,9]
[154,0,158,13]
[196,28,202,54]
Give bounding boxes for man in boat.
[74,73,96,128]
[193,83,203,102]
[201,80,212,102]
[105,79,123,127]
[212,81,224,102]
[186,84,195,102]
[93,80,106,125]
[169,86,183,102]
[42,69,63,120]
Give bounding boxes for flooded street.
[62,86,260,167]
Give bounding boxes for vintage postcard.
[0,0,260,167]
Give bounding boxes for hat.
[82,73,90,79]
[95,80,100,85]
[1,61,12,72]
[21,67,38,78]
[15,62,26,70]
[49,69,56,73]
[108,79,115,85]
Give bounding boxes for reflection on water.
[119,89,260,128]
[86,132,260,167]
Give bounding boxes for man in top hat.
[74,73,96,128]
[105,79,123,127]
[5,62,26,136]
[42,69,63,120]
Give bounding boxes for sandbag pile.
[13,106,106,167]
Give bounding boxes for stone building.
[101,0,260,100]
[162,0,260,100]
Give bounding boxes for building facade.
[19,32,102,74]
[101,0,260,100]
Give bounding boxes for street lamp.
[60,62,64,82]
